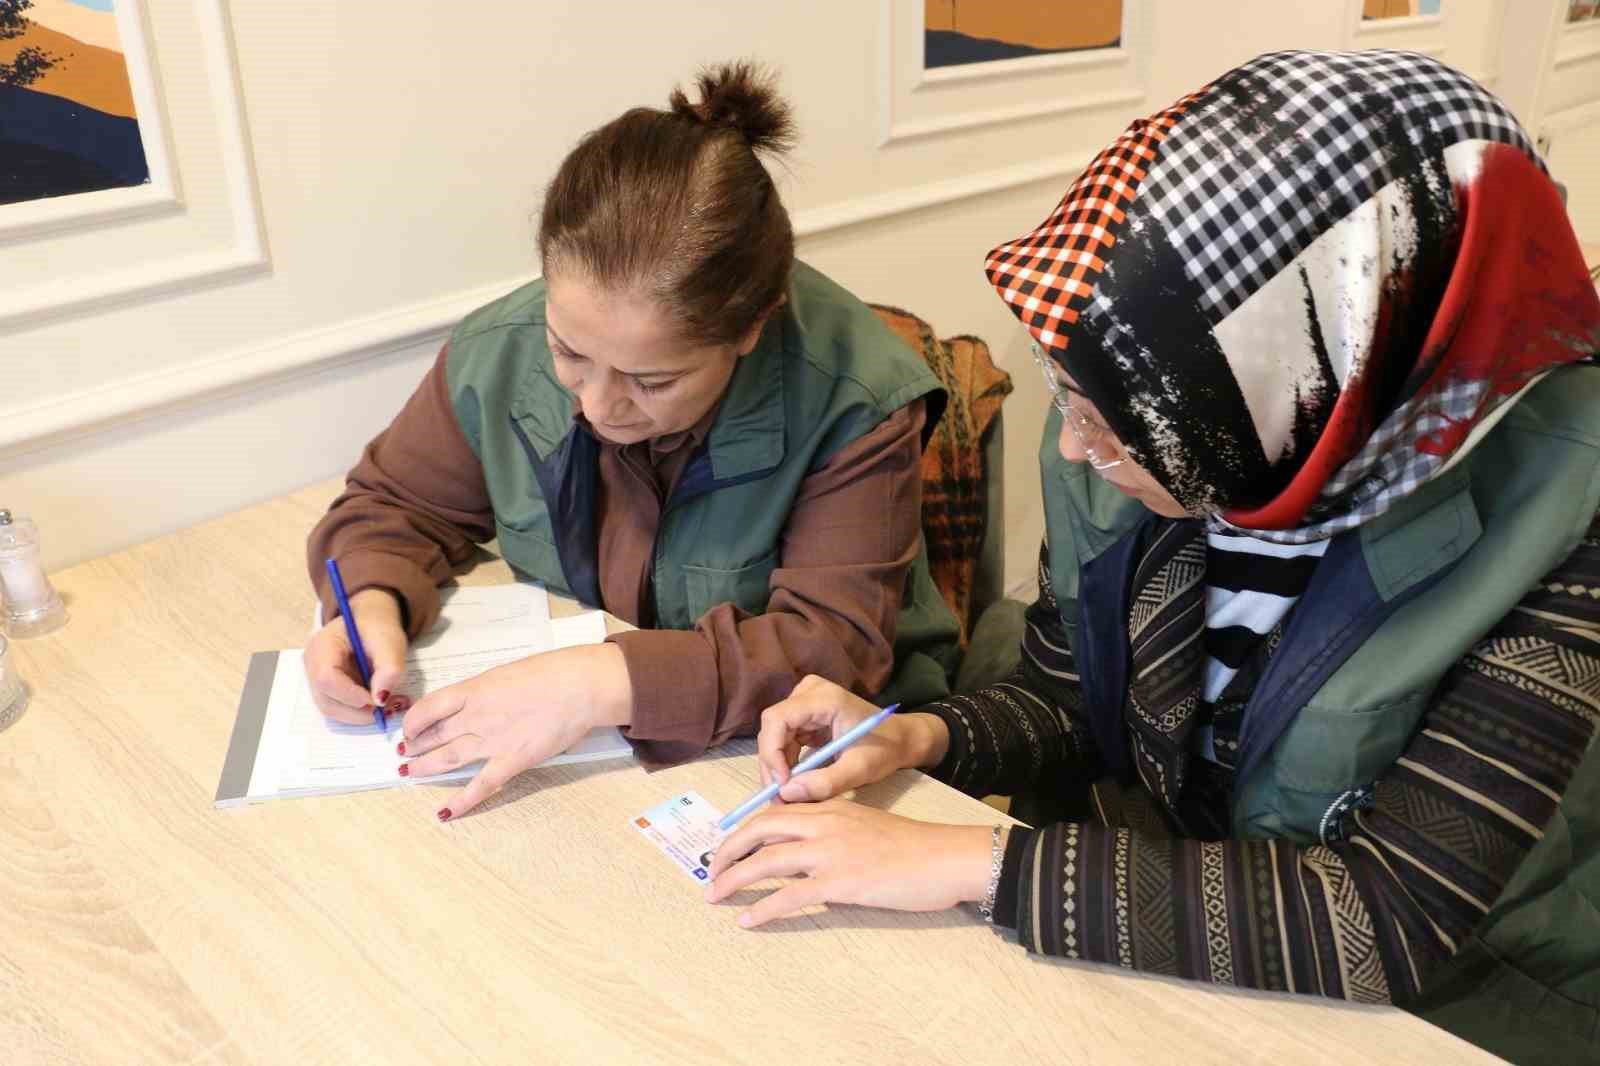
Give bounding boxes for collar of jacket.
[507,316,788,480]
[1075,459,1482,785]
[507,317,790,607]
[1231,463,1482,786]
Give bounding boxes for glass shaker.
[0,509,67,638]
[0,634,24,732]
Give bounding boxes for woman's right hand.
[755,675,950,803]
[303,588,411,724]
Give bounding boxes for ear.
[734,296,788,357]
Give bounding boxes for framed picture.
[880,0,1146,146]
[0,0,263,332]
[0,0,174,236]
[924,0,1123,70]
[1362,0,1443,20]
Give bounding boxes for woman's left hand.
[401,643,632,819]
[704,800,996,928]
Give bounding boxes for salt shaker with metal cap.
[0,509,67,638]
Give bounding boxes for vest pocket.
[681,548,780,621]
[1267,690,1429,795]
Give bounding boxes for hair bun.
[668,60,796,154]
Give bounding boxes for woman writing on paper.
[711,52,1600,1063]
[302,63,958,819]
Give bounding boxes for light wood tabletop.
[0,480,1503,1066]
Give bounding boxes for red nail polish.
[398,763,410,777]
[396,741,407,755]
[437,807,452,822]
[376,690,390,704]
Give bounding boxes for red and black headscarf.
[987,50,1599,542]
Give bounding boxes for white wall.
[1541,11,1600,244]
[2,0,1588,599]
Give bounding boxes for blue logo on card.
[693,867,708,880]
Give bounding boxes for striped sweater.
[924,521,1600,1003]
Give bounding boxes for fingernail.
[396,741,407,755]
[376,690,390,704]
[398,763,410,777]
[437,807,453,822]
[738,912,754,928]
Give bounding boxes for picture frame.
[878,0,1147,146]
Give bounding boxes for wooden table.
[0,481,1502,1065]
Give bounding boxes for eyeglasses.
[1032,342,1126,471]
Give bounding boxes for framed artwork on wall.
[923,0,1123,70]
[1348,0,1451,73]
[880,0,1147,146]
[1363,0,1443,19]
[0,0,173,232]
[0,0,263,334]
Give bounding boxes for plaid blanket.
[871,304,1012,643]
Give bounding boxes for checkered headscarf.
[987,50,1600,541]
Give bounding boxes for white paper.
[249,583,630,801]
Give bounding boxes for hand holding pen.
[302,559,411,727]
[706,678,990,929]
[719,700,901,831]
[747,675,953,807]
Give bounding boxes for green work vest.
[1039,364,1600,1060]
[443,261,960,708]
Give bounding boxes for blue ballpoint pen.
[717,703,900,831]
[324,557,387,731]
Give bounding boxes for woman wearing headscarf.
[709,51,1600,1063]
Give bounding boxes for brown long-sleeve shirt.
[308,345,926,763]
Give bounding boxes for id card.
[633,791,728,882]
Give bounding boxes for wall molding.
[881,87,1146,146]
[1554,42,1600,69]
[1560,13,1600,38]
[0,0,266,332]
[794,151,1083,236]
[1541,95,1600,135]
[0,275,533,460]
[1351,12,1444,36]
[0,183,183,246]
[1554,22,1600,69]
[0,151,1082,460]
[1480,0,1508,90]
[919,42,1130,88]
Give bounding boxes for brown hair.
[538,61,797,347]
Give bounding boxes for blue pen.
[717,703,900,831]
[324,557,386,732]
